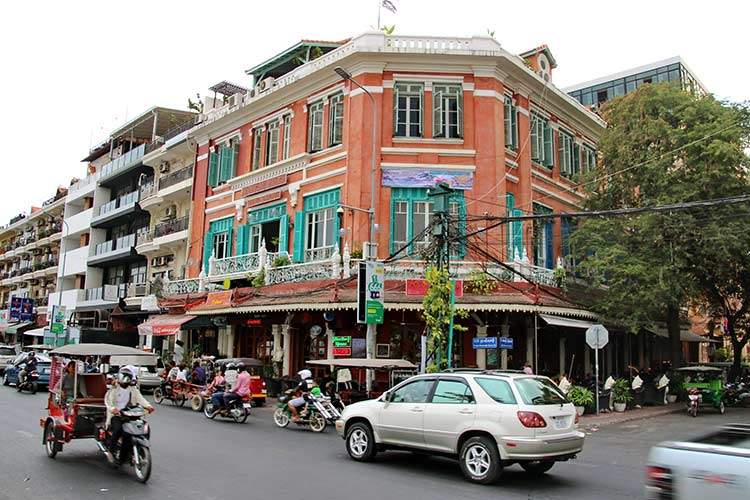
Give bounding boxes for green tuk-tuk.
[676,365,725,417]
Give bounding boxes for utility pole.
[429,182,455,368]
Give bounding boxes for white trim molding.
[381,147,476,157]
[473,89,503,101]
[349,86,384,97]
[205,191,234,203]
[196,153,209,162]
[381,162,475,172]
[251,107,293,129]
[506,172,520,184]
[205,201,237,215]
[302,182,345,198]
[307,83,346,104]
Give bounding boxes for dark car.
[2,353,51,387]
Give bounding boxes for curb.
[581,405,683,429]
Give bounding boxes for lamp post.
[53,217,70,345]
[335,66,378,392]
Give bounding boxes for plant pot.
[614,402,626,412]
[575,406,585,417]
[666,394,678,404]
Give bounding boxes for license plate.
[242,403,252,409]
[552,416,569,429]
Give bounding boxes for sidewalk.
[580,403,682,429]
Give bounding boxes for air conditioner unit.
[159,162,170,174]
[228,93,243,107]
[247,88,256,99]
[151,257,159,267]
[164,206,177,219]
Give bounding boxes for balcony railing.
[139,182,157,201]
[158,164,193,190]
[164,119,196,142]
[99,143,146,180]
[98,190,139,217]
[164,278,200,295]
[94,233,137,256]
[84,284,125,302]
[144,137,165,155]
[154,216,189,238]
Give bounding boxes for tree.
[422,266,466,372]
[573,83,750,370]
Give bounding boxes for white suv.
[336,370,584,484]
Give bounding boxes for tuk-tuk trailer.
[676,365,726,416]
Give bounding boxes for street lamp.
[50,217,70,345]
[335,66,379,391]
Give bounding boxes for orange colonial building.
[160,33,611,383]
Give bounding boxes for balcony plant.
[252,269,266,287]
[611,379,633,412]
[272,254,291,268]
[567,385,594,416]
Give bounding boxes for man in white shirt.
[104,367,153,464]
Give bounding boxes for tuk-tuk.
[40,343,156,482]
[214,357,267,406]
[307,358,419,404]
[676,365,725,417]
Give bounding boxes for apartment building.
[50,107,195,343]
[142,33,631,380]
[0,188,66,342]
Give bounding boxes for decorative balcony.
[154,215,189,239]
[163,278,201,295]
[158,165,193,191]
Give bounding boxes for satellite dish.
[323,311,336,322]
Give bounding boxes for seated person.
[60,361,77,405]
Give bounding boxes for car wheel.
[520,460,555,475]
[459,436,501,484]
[346,422,376,462]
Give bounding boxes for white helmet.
[117,366,135,387]
[298,369,312,380]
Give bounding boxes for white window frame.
[393,82,423,138]
[432,83,463,139]
[392,201,408,251]
[504,96,518,150]
[308,101,324,152]
[559,131,575,177]
[249,225,262,254]
[252,127,263,170]
[328,93,344,147]
[265,121,279,166]
[213,232,229,260]
[282,114,292,160]
[582,145,596,173]
[305,207,335,260]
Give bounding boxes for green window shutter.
[236,224,249,256]
[278,213,289,256]
[558,134,566,174]
[202,232,213,273]
[433,89,443,138]
[543,123,554,167]
[573,143,581,176]
[512,208,524,260]
[506,193,515,259]
[229,143,238,179]
[292,211,305,263]
[218,145,232,183]
[530,116,539,161]
[207,152,219,188]
[226,226,233,256]
[511,106,518,149]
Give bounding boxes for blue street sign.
[499,337,514,349]
[472,337,498,349]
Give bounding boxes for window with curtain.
[432,83,463,139]
[307,100,324,152]
[328,93,344,146]
[393,82,423,138]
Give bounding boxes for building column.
[559,337,566,376]
[476,326,488,370]
[272,324,283,374]
[326,326,334,363]
[584,344,591,376]
[525,316,534,369]
[500,324,510,370]
[282,324,291,377]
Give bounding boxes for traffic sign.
[472,336,498,349]
[499,337,514,349]
[585,324,609,349]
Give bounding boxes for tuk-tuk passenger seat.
[75,373,108,403]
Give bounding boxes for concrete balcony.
[47,289,86,313]
[97,144,146,187]
[67,172,99,202]
[158,165,193,200]
[90,191,140,229]
[88,234,139,267]
[63,207,94,237]
[77,284,126,308]
[58,245,90,277]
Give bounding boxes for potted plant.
[667,372,683,403]
[611,379,633,412]
[568,385,594,416]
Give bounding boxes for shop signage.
[206,290,233,309]
[382,168,474,190]
[11,297,35,322]
[241,174,287,198]
[244,318,262,326]
[50,305,66,334]
[472,336,498,349]
[333,347,352,357]
[332,336,352,348]
[246,190,282,208]
[405,279,463,297]
[365,261,384,325]
[499,337,514,349]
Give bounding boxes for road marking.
[16,430,34,438]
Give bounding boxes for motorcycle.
[273,390,342,433]
[17,369,40,394]
[724,381,750,407]
[203,393,251,423]
[687,387,702,417]
[95,406,152,483]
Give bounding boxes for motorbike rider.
[289,369,316,422]
[202,366,226,399]
[210,363,234,410]
[104,366,154,464]
[18,351,38,385]
[223,362,251,410]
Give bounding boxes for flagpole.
[377,0,381,29]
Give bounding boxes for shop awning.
[23,327,48,337]
[540,314,598,330]
[5,321,33,335]
[137,314,197,337]
[652,328,720,343]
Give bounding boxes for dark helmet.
[236,362,246,372]
[27,351,36,358]
[226,363,236,371]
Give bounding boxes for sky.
[0,0,747,224]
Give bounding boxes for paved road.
[1,386,748,500]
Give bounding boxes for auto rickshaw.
[307,358,418,404]
[676,365,726,417]
[40,343,156,482]
[213,357,267,407]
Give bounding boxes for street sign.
[586,324,609,349]
[332,347,352,357]
[50,305,66,335]
[472,336,498,349]
[332,336,352,348]
[499,337,514,349]
[365,261,385,325]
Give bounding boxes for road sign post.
[585,324,609,415]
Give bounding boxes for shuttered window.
[328,93,344,147]
[307,101,324,152]
[393,82,423,138]
[432,83,463,139]
[504,96,518,150]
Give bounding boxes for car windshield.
[515,377,567,405]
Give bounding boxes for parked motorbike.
[687,387,702,417]
[95,406,152,483]
[724,381,750,407]
[203,393,251,423]
[273,390,342,432]
[17,370,39,394]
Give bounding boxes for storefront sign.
[472,336,498,349]
[332,336,352,348]
[9,296,22,321]
[332,347,352,357]
[13,297,34,322]
[241,174,287,198]
[365,261,384,325]
[499,337,514,349]
[50,305,66,335]
[205,290,233,309]
[406,279,463,297]
[382,168,474,190]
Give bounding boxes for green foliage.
[611,379,633,404]
[351,249,363,260]
[572,83,750,369]
[422,266,468,372]
[715,347,733,362]
[553,266,567,291]
[381,25,396,35]
[272,254,291,268]
[252,269,266,287]
[567,385,594,407]
[465,270,498,295]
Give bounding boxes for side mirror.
[382,391,392,402]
